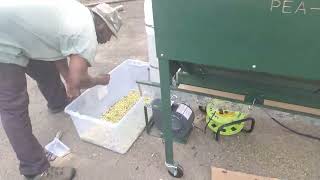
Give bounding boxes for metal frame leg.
[159,59,183,178]
[143,106,151,134]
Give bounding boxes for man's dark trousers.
[0,60,67,176]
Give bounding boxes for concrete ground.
[1,0,320,179]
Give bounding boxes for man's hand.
[91,74,110,86]
[59,55,110,100]
[66,84,81,100]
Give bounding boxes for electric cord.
[262,108,320,141]
[192,123,204,132]
[197,104,320,141]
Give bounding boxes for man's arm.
[54,59,69,81]
[57,55,110,99]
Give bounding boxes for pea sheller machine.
[149,0,320,177]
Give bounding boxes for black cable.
[198,105,320,141]
[263,109,320,141]
[193,124,204,132]
[204,113,215,134]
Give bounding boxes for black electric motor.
[151,99,194,139]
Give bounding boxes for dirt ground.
[0,0,320,179]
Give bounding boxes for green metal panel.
[153,0,320,81]
[177,69,320,109]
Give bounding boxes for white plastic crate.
[65,60,149,154]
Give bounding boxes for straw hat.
[91,3,122,37]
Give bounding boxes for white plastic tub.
[65,60,149,154]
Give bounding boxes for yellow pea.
[101,90,140,123]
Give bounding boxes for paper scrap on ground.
[211,167,279,180]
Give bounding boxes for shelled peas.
[101,90,140,123]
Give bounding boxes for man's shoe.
[24,167,76,180]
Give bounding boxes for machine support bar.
[159,59,174,165]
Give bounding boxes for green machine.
[151,0,320,177]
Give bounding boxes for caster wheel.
[168,165,183,178]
